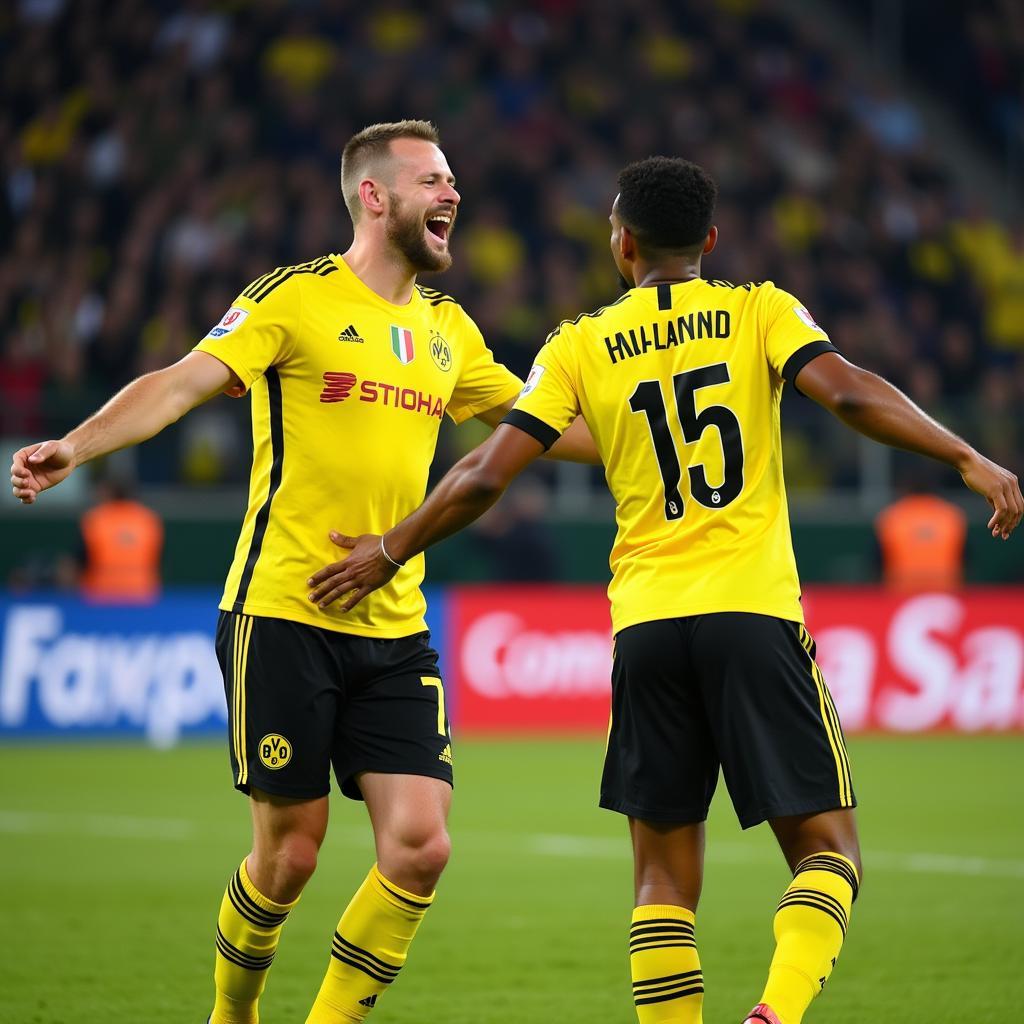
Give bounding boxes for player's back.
[513,278,835,633]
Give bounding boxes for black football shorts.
[215,612,453,801]
[600,613,855,829]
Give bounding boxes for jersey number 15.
[629,362,744,521]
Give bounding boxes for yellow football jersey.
[194,253,522,637]
[508,279,836,633]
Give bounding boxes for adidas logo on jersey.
[438,743,453,765]
[359,995,378,1008]
[338,324,364,343]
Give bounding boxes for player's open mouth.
[426,213,452,243]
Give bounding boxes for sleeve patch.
[793,305,822,331]
[520,364,546,396]
[205,306,249,339]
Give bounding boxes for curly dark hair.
[616,157,718,254]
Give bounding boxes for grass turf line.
[0,736,1021,1023]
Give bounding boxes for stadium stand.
[2,0,1021,494]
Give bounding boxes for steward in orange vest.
[875,491,967,591]
[79,480,163,602]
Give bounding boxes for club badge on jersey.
[429,330,452,372]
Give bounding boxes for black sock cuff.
[793,852,860,902]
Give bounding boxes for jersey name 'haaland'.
[508,278,837,634]
[604,307,732,364]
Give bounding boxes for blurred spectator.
[843,0,1024,163]
[0,0,1021,496]
[875,478,968,591]
[462,202,527,285]
[73,476,164,602]
[263,17,337,92]
[978,225,1024,351]
[0,327,47,435]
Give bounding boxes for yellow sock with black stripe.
[759,852,859,1024]
[305,864,434,1024]
[211,858,297,1024]
[629,905,703,1023]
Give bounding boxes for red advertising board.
[449,585,613,731]
[449,586,1024,733]
[803,588,1024,733]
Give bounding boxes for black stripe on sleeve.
[242,270,277,300]
[250,258,333,303]
[233,369,284,611]
[501,410,562,451]
[781,340,838,395]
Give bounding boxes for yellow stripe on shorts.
[799,625,852,807]
[804,628,853,801]
[232,615,243,783]
[236,616,254,786]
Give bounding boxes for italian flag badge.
[390,325,415,364]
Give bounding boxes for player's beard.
[385,193,452,274]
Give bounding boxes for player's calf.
[210,858,299,1024]
[630,904,704,1024]
[305,864,436,1024]
[627,820,706,1023]
[305,773,451,1022]
[757,850,860,1024]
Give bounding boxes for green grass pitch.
[1,736,1022,1023]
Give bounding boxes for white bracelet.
[380,536,405,568]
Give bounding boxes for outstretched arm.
[476,398,600,464]
[11,351,237,504]
[307,424,545,610]
[795,352,1022,539]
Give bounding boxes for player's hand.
[307,531,399,612]
[959,451,1022,540]
[10,440,76,504]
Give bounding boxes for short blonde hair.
[341,120,440,223]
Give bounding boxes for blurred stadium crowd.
[840,0,1024,163]
[2,0,1022,491]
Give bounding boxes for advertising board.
[448,586,1024,734]
[0,588,448,742]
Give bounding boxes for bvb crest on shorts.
[258,733,292,769]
